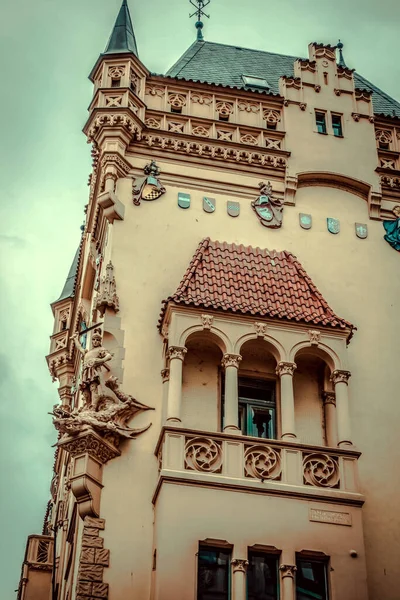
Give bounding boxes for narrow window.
[238,378,276,439]
[111,78,120,88]
[170,105,182,114]
[197,545,231,600]
[218,113,230,122]
[315,112,327,134]
[247,551,279,600]
[332,114,343,137]
[266,122,277,131]
[296,557,329,600]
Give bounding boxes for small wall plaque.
[309,508,352,526]
[227,201,240,217]
[203,197,216,213]
[178,193,191,209]
[327,218,340,234]
[355,223,368,239]
[299,213,312,230]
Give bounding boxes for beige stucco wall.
[92,162,400,600]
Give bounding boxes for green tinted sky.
[0,0,399,595]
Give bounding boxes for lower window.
[296,557,329,600]
[197,546,231,600]
[247,551,279,600]
[239,378,276,439]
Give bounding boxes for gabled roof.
[55,246,80,303]
[160,238,354,335]
[166,40,400,118]
[104,0,138,57]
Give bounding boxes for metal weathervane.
[189,0,211,40]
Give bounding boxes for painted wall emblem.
[203,197,216,213]
[227,201,240,217]
[178,193,191,209]
[132,161,166,205]
[299,213,312,230]
[251,181,283,229]
[327,218,340,234]
[383,205,400,251]
[355,223,368,239]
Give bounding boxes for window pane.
[198,548,230,600]
[239,379,276,439]
[332,115,342,137]
[315,113,326,134]
[296,559,328,600]
[247,552,279,600]
[248,406,276,439]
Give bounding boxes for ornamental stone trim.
[221,354,242,369]
[254,322,268,337]
[167,346,187,361]
[308,329,321,345]
[231,558,249,573]
[322,391,336,406]
[276,362,297,377]
[201,314,213,330]
[161,368,170,383]
[331,370,351,385]
[58,431,120,464]
[279,564,297,578]
[77,516,109,599]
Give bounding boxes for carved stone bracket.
[331,370,351,385]
[254,322,268,337]
[279,564,297,579]
[308,329,321,346]
[201,314,214,330]
[221,354,242,369]
[231,558,249,573]
[276,362,297,377]
[97,190,125,224]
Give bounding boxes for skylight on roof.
[242,75,270,89]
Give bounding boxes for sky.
[0,0,399,596]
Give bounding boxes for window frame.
[197,542,232,600]
[247,547,280,600]
[331,113,343,138]
[315,111,327,135]
[238,377,277,440]
[242,75,270,90]
[295,552,330,600]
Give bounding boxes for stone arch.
[179,325,230,354]
[234,332,285,363]
[289,341,341,373]
[297,171,371,202]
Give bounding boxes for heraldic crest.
[251,181,284,229]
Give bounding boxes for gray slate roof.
[56,246,80,303]
[166,41,400,118]
[104,0,138,57]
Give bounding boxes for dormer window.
[242,75,270,89]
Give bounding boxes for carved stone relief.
[244,445,281,480]
[132,161,166,205]
[95,262,120,317]
[251,181,284,229]
[303,453,340,488]
[185,437,223,473]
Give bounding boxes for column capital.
[279,564,297,579]
[221,353,242,369]
[161,368,170,383]
[331,369,351,385]
[167,346,187,361]
[276,361,297,377]
[231,558,249,573]
[322,391,336,406]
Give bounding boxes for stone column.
[322,391,338,447]
[279,564,297,600]
[231,558,249,600]
[276,362,297,440]
[221,354,242,433]
[166,346,187,424]
[331,370,352,447]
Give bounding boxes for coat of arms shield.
[203,197,216,213]
[227,201,240,217]
[299,213,312,230]
[327,218,340,234]
[355,223,368,239]
[252,181,283,229]
[178,193,191,209]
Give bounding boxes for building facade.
[17,2,400,600]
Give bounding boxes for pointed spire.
[337,39,346,68]
[189,0,210,41]
[104,0,138,57]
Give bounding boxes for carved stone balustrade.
[154,427,363,505]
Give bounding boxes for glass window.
[198,546,231,600]
[296,558,329,600]
[315,112,327,134]
[111,78,120,88]
[247,551,279,600]
[242,75,270,89]
[239,379,276,439]
[332,114,343,137]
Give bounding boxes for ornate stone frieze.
[381,175,400,189]
[192,125,211,137]
[145,85,165,97]
[322,391,336,406]
[241,133,259,145]
[355,89,372,102]
[87,113,142,142]
[238,100,260,113]
[231,558,249,573]
[375,129,392,146]
[254,321,268,337]
[167,346,187,361]
[331,370,351,385]
[216,101,234,118]
[279,564,297,579]
[221,353,242,369]
[191,92,213,105]
[108,65,125,79]
[168,121,185,133]
[314,45,336,61]
[201,314,214,330]
[276,362,297,377]
[308,329,321,346]
[185,437,223,473]
[142,134,287,169]
[100,152,131,180]
[95,261,120,317]
[145,117,162,129]
[262,109,281,124]
[58,430,120,464]
[303,452,340,488]
[244,445,281,480]
[168,93,187,109]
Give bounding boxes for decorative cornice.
[231,558,249,573]
[86,112,142,143]
[331,370,351,385]
[58,430,120,464]
[167,346,187,361]
[221,354,242,369]
[279,564,297,578]
[276,361,297,377]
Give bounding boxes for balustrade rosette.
[156,428,361,500]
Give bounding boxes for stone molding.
[331,370,351,385]
[221,353,242,369]
[276,361,297,377]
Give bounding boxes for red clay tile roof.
[160,238,354,334]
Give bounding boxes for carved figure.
[51,376,153,440]
[72,328,112,411]
[252,181,283,229]
[383,205,400,251]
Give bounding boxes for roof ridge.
[196,39,303,61]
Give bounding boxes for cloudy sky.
[0,0,399,595]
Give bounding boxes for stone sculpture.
[383,205,400,251]
[252,181,284,228]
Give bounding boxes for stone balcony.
[154,427,364,506]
